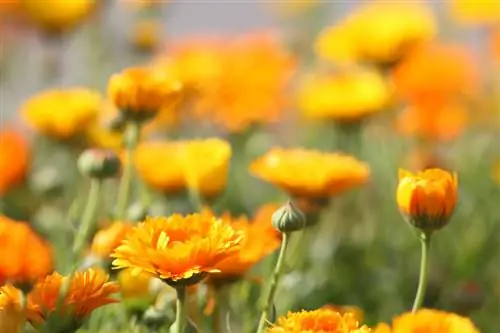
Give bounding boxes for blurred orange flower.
[316,2,435,64]
[117,268,154,300]
[112,214,243,285]
[372,309,480,333]
[21,88,102,139]
[0,285,23,333]
[298,70,390,122]
[108,66,182,121]
[202,209,281,280]
[0,129,29,196]
[397,169,458,231]
[134,138,231,198]
[253,203,282,239]
[392,43,477,105]
[490,28,500,64]
[0,216,53,286]
[267,308,370,333]
[397,103,469,141]
[0,268,118,330]
[250,148,370,199]
[21,0,96,36]
[90,221,133,259]
[448,0,500,25]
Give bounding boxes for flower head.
[251,148,370,199]
[108,66,182,122]
[134,138,232,198]
[448,0,500,25]
[21,0,96,36]
[0,268,119,331]
[373,309,479,333]
[397,169,458,232]
[202,209,281,281]
[267,308,370,333]
[0,286,23,333]
[298,70,390,122]
[0,216,53,286]
[0,129,29,196]
[112,214,243,285]
[90,222,133,258]
[21,88,102,139]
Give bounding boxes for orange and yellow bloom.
[134,138,231,198]
[21,88,102,139]
[112,214,243,285]
[0,268,118,331]
[0,129,29,196]
[0,216,53,286]
[373,309,479,333]
[108,66,182,121]
[298,70,390,122]
[251,148,370,199]
[397,169,458,231]
[267,307,370,333]
[90,222,133,259]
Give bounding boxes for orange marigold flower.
[134,138,231,198]
[90,222,133,258]
[297,70,390,122]
[0,216,53,285]
[396,103,468,141]
[112,214,243,285]
[0,268,118,331]
[392,43,477,105]
[0,129,29,196]
[372,309,480,333]
[250,148,370,199]
[21,0,96,36]
[322,305,365,325]
[397,169,458,232]
[201,209,281,281]
[0,285,23,333]
[108,66,182,122]
[267,308,370,333]
[316,2,435,65]
[490,28,500,65]
[448,0,500,25]
[21,88,102,139]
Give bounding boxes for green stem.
[173,286,187,333]
[72,179,101,257]
[213,286,230,333]
[116,121,141,220]
[412,232,432,312]
[256,232,290,333]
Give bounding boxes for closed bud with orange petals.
[397,169,458,232]
[267,308,370,333]
[108,66,182,122]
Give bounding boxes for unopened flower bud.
[272,201,306,233]
[77,149,121,179]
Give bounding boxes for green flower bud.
[272,201,306,233]
[77,149,121,179]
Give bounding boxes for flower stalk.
[172,286,188,333]
[116,121,141,219]
[72,179,101,257]
[412,231,432,312]
[256,232,290,333]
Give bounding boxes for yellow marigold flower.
[297,70,390,122]
[117,269,154,300]
[372,309,480,333]
[0,268,118,331]
[21,88,102,139]
[201,209,281,281]
[250,148,370,199]
[0,216,53,286]
[316,2,435,65]
[90,222,133,258]
[267,308,370,333]
[397,169,458,232]
[21,0,96,36]
[108,66,182,121]
[130,18,161,52]
[0,128,29,196]
[112,214,243,285]
[0,286,23,333]
[448,0,500,25]
[134,138,232,198]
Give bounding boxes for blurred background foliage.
[1,0,500,332]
